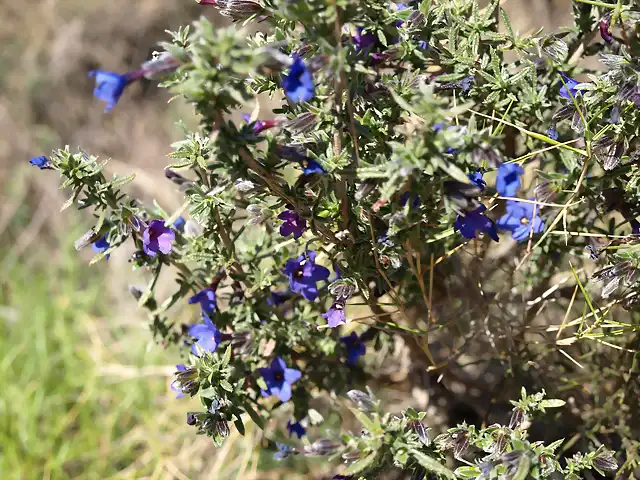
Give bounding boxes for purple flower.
[282,56,314,103]
[268,290,291,306]
[88,70,137,112]
[259,356,302,402]
[558,72,581,100]
[454,205,499,242]
[170,364,186,398]
[189,287,217,314]
[284,251,330,301]
[353,27,377,51]
[142,219,175,257]
[340,332,366,365]
[496,200,545,242]
[29,155,51,170]
[278,210,307,239]
[468,169,486,191]
[92,236,111,260]
[188,314,223,355]
[322,302,347,328]
[287,421,306,438]
[496,163,524,197]
[600,17,613,43]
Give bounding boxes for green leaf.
[344,452,378,476]
[109,172,136,189]
[539,399,566,409]
[220,379,233,392]
[500,8,514,38]
[234,417,245,436]
[409,449,455,479]
[512,454,531,480]
[138,263,162,307]
[243,402,265,430]
[455,466,482,478]
[220,345,232,368]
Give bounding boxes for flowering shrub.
[30,0,640,477]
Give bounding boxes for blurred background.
[0,0,573,478]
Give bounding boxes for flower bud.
[593,450,618,473]
[347,389,376,412]
[509,407,525,430]
[74,228,97,250]
[141,52,180,79]
[303,439,340,456]
[217,0,263,21]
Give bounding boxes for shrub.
[31,0,640,477]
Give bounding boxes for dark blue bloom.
[91,236,111,260]
[558,72,580,100]
[267,290,291,307]
[273,442,295,460]
[300,158,325,175]
[496,163,524,197]
[340,332,366,365]
[287,420,306,439]
[496,200,545,242]
[400,192,421,210]
[189,287,217,314]
[170,364,186,399]
[88,70,135,112]
[454,205,499,242]
[284,251,330,301]
[142,219,175,257]
[468,169,486,191]
[322,302,347,328]
[29,155,51,170]
[259,356,302,402]
[546,124,559,141]
[632,219,640,236]
[173,216,186,231]
[278,210,307,239]
[188,314,223,355]
[282,56,314,103]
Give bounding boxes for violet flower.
[142,219,175,257]
[259,356,301,402]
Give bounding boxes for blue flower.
[468,169,486,191]
[278,210,307,239]
[267,290,291,306]
[558,72,580,100]
[189,287,217,314]
[29,155,51,170]
[170,364,186,399]
[92,236,111,260]
[173,216,186,231]
[322,302,347,328]
[400,192,421,210]
[282,56,314,103]
[259,356,302,402]
[287,421,306,439]
[142,219,175,257]
[546,124,559,141]
[496,200,545,242]
[188,314,223,355]
[454,205,499,242]
[284,251,330,301]
[300,158,325,175]
[88,70,134,112]
[496,163,524,197]
[340,332,366,365]
[273,442,295,460]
